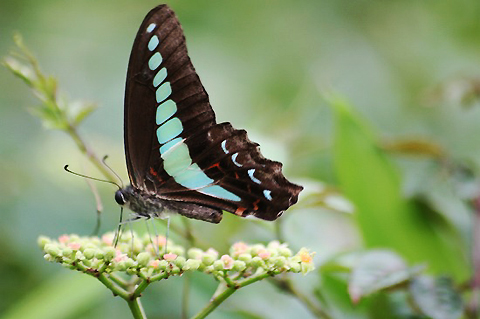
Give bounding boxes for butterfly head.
[114,188,128,206]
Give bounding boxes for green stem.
[192,271,273,319]
[109,273,130,288]
[133,279,150,298]
[127,297,147,319]
[97,273,130,299]
[191,284,236,319]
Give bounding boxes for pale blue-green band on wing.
[157,117,183,144]
[153,68,167,87]
[199,185,241,202]
[161,141,192,176]
[221,140,228,154]
[146,23,156,33]
[156,100,177,125]
[156,82,172,103]
[231,153,242,167]
[248,169,261,184]
[148,35,159,51]
[263,189,272,201]
[160,137,183,155]
[158,136,241,202]
[174,163,213,189]
[148,52,162,70]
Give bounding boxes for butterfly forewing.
[124,5,302,221]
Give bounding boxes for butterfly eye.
[115,190,127,205]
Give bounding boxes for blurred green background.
[1,0,480,318]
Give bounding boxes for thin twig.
[269,277,332,319]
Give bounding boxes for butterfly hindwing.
[124,5,302,221]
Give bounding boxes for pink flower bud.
[221,255,234,270]
[232,242,248,255]
[102,234,114,246]
[68,242,81,250]
[163,253,177,262]
[58,235,69,243]
[257,249,271,260]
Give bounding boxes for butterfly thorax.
[115,185,223,223]
[115,185,167,219]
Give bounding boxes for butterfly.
[114,4,303,224]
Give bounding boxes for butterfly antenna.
[64,165,122,190]
[102,155,124,188]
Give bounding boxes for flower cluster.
[38,232,315,280]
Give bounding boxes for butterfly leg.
[145,217,160,257]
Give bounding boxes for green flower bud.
[37,236,51,249]
[183,259,201,271]
[202,254,216,266]
[289,261,301,273]
[238,253,252,263]
[171,266,181,275]
[118,261,129,271]
[136,252,152,267]
[44,244,61,257]
[205,248,219,259]
[124,258,135,269]
[83,248,96,260]
[233,260,247,272]
[267,240,281,249]
[270,256,286,268]
[250,244,265,256]
[82,259,92,267]
[103,247,116,261]
[250,256,264,268]
[174,256,186,268]
[278,247,292,257]
[84,243,97,250]
[213,260,224,271]
[44,254,54,262]
[61,247,73,258]
[301,262,315,275]
[187,248,204,259]
[170,246,185,257]
[95,250,104,260]
[69,234,80,242]
[74,251,84,261]
[157,260,168,271]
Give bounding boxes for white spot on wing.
[147,23,156,33]
[248,169,261,184]
[221,140,229,154]
[231,153,242,167]
[263,189,272,201]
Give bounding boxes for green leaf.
[348,250,421,303]
[72,102,97,126]
[0,272,104,319]
[409,276,463,319]
[3,57,35,87]
[330,97,467,279]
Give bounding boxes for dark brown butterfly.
[115,4,303,224]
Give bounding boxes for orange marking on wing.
[252,199,260,211]
[234,172,240,179]
[207,162,221,170]
[234,207,246,216]
[149,167,163,182]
